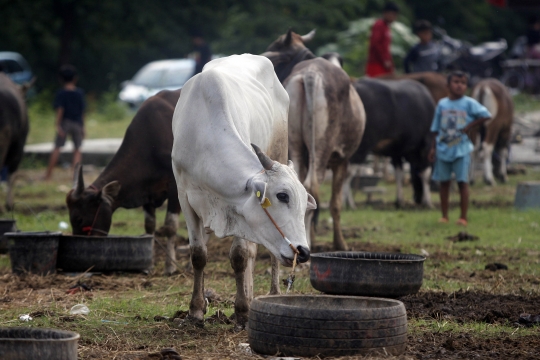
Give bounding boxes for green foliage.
[0,0,536,93]
[316,18,418,77]
[97,90,129,122]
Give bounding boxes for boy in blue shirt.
[429,71,491,226]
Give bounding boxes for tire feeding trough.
[248,294,407,357]
[310,251,426,297]
[0,327,79,360]
[57,234,154,273]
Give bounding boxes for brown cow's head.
[261,29,316,83]
[66,164,121,236]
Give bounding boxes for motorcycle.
[433,27,508,84]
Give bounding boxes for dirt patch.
[400,290,540,324]
[407,332,538,360]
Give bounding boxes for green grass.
[2,167,540,358]
[26,91,133,145]
[512,92,540,113]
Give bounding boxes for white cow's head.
[244,144,317,267]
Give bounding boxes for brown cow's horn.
[251,144,274,171]
[284,29,293,46]
[73,163,85,197]
[301,29,316,43]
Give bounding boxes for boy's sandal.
[456,218,468,226]
[438,218,449,223]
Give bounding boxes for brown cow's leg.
[5,172,15,211]
[143,205,156,234]
[330,161,348,251]
[230,237,256,327]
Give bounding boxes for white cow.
[171,54,316,326]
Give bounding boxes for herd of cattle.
[0,30,514,326]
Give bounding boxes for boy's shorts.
[55,120,83,150]
[432,154,470,183]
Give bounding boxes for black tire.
[310,252,425,298]
[248,295,407,357]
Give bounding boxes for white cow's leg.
[230,237,257,327]
[499,147,509,183]
[179,197,208,324]
[482,142,495,185]
[164,212,180,276]
[395,166,404,207]
[420,167,434,208]
[269,254,280,295]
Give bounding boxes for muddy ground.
[1,235,539,359]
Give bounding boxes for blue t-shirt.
[53,88,86,125]
[430,96,491,162]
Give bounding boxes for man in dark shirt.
[192,31,212,75]
[44,64,86,180]
[404,20,441,73]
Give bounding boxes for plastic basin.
[57,235,154,272]
[310,251,425,297]
[0,327,79,360]
[6,232,62,275]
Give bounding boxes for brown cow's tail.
[302,71,323,228]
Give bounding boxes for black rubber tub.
[0,327,79,360]
[310,251,426,298]
[0,219,16,253]
[248,294,407,357]
[57,235,153,272]
[6,231,62,275]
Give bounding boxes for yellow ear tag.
[261,197,272,209]
[256,191,261,198]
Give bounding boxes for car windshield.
[132,62,193,88]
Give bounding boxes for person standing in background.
[191,30,212,76]
[404,20,441,73]
[44,65,85,181]
[366,2,399,77]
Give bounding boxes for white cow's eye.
[276,192,289,203]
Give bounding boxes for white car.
[119,59,195,109]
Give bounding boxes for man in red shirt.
[366,2,399,77]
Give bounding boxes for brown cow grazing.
[0,73,29,212]
[66,89,181,275]
[263,30,366,251]
[470,78,514,185]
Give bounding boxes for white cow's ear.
[287,160,294,169]
[307,193,317,210]
[253,180,267,204]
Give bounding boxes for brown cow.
[0,73,29,212]
[470,78,514,185]
[377,71,448,103]
[66,89,181,275]
[263,30,366,251]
